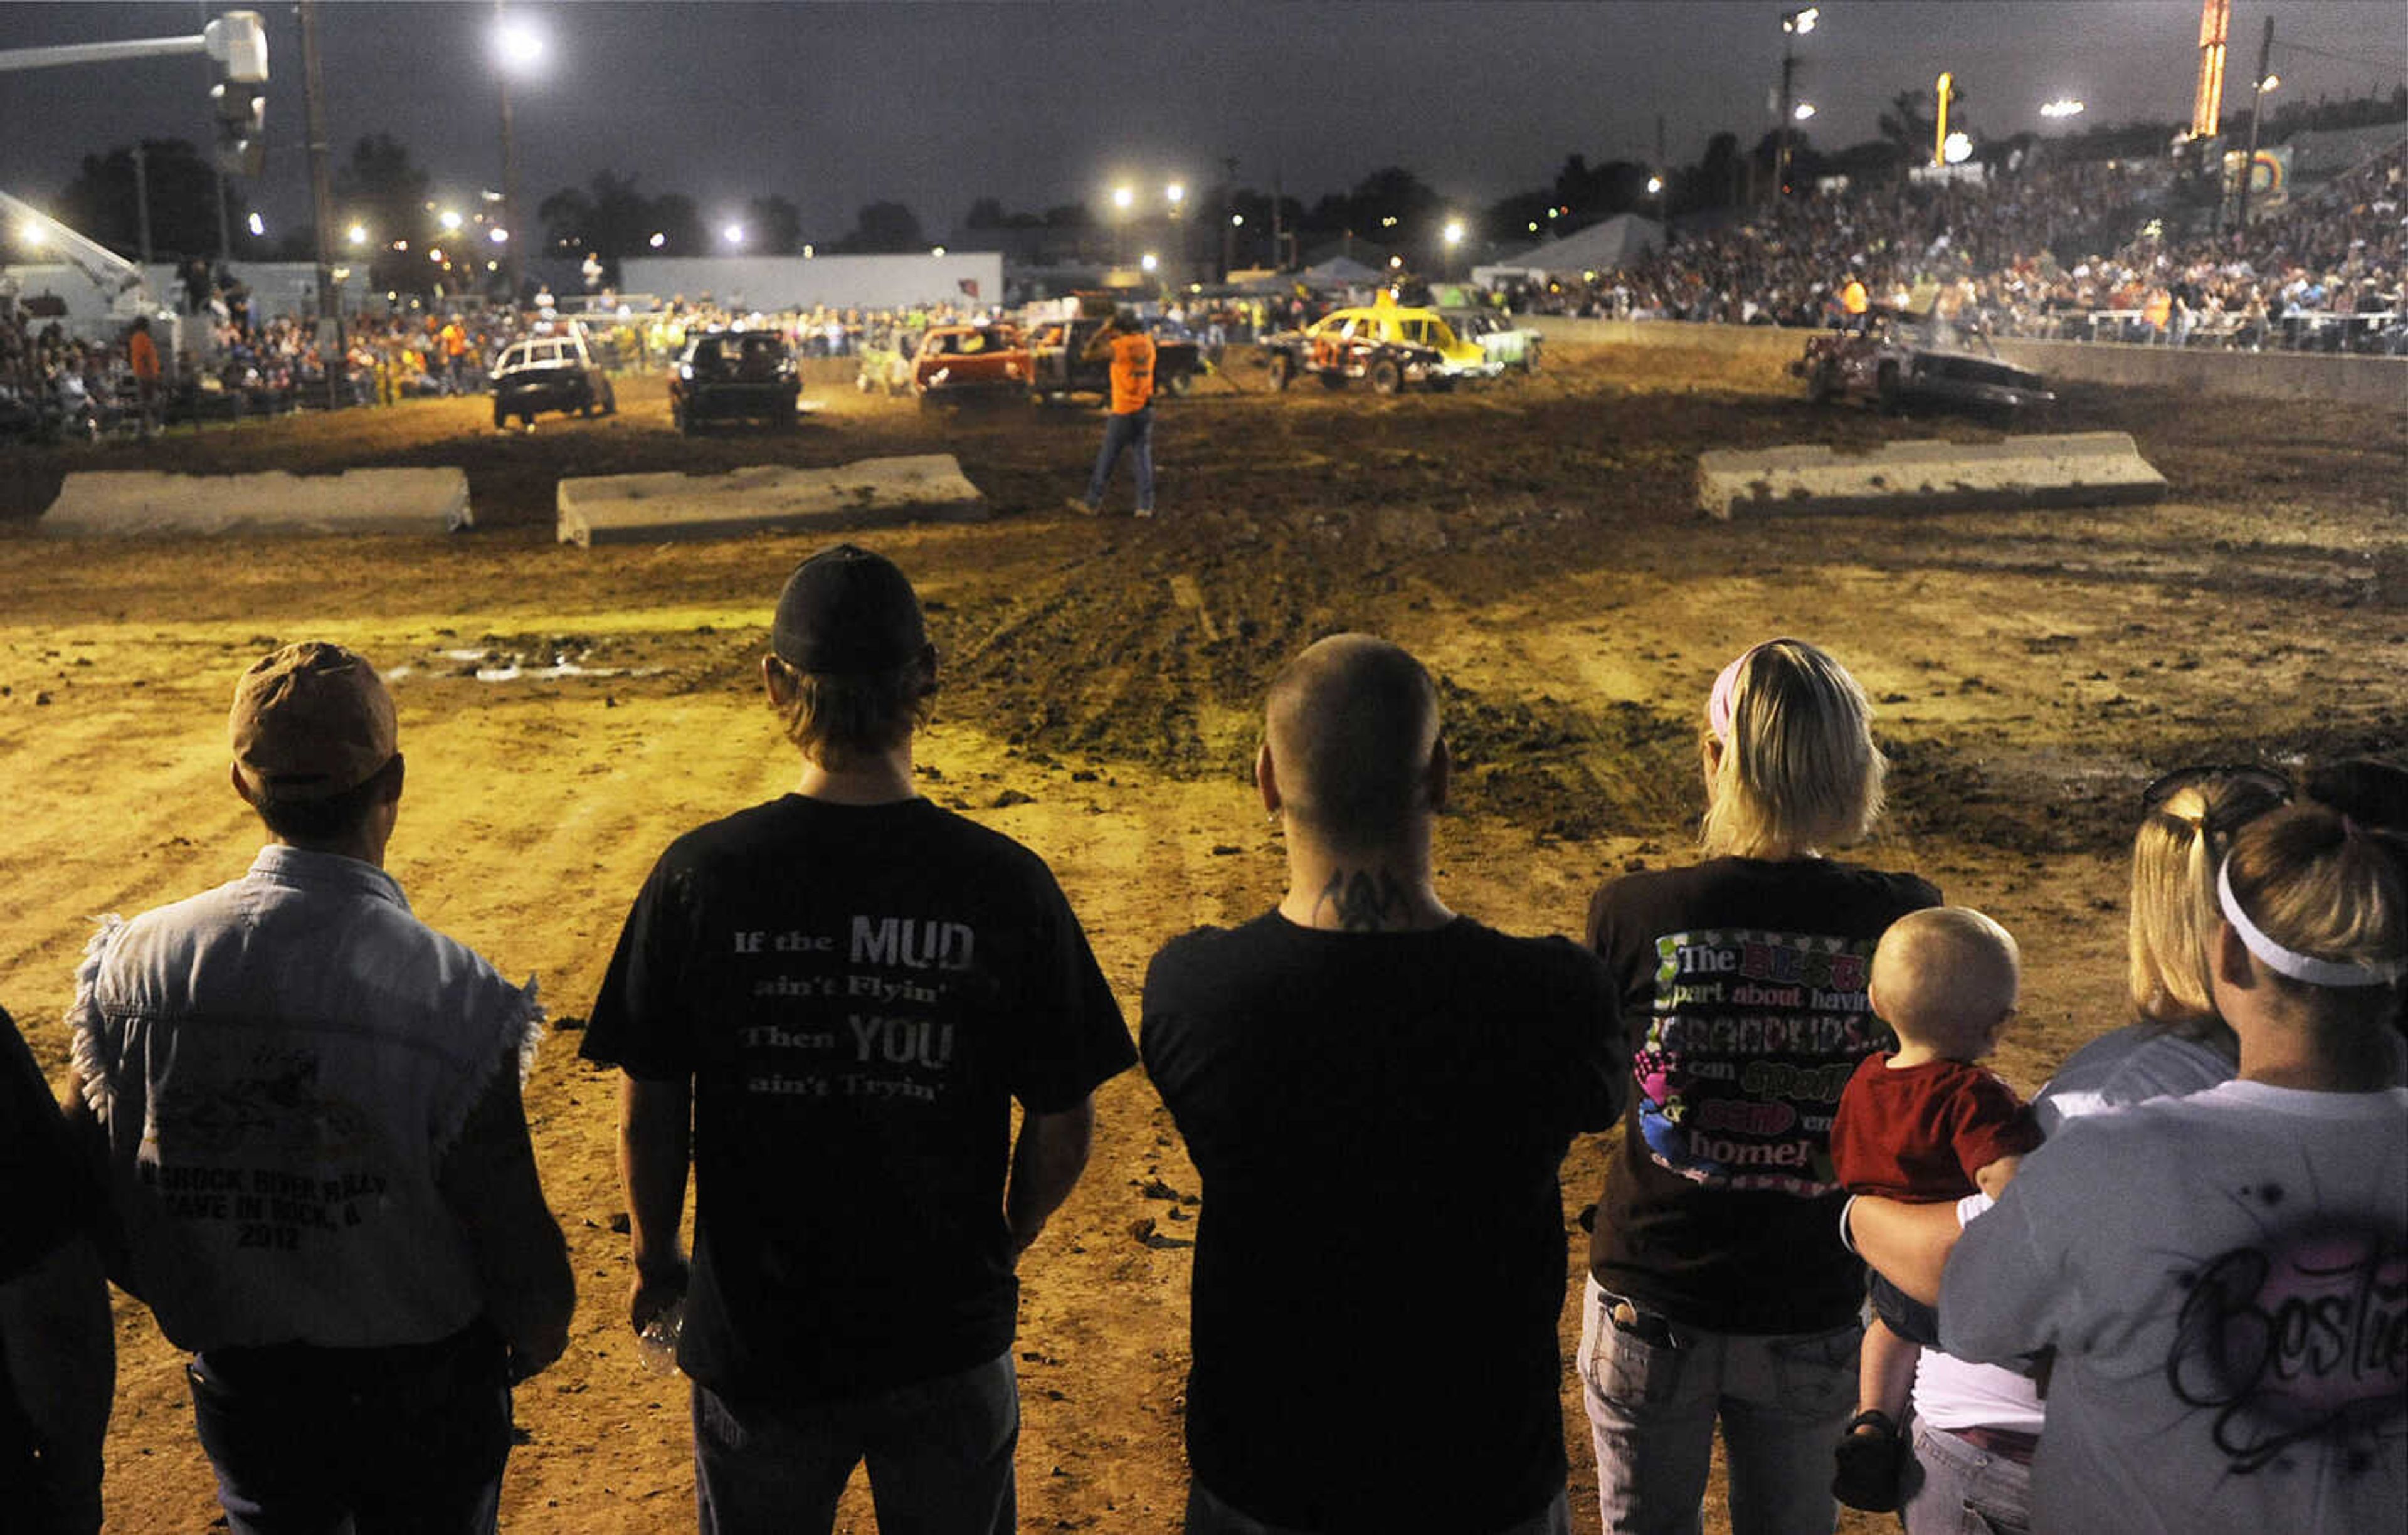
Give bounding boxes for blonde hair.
[2224,804,2408,1008]
[1871,906,2021,1055]
[1700,638,1884,858]
[2128,774,2289,1028]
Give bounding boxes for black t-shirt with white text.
[581,794,1134,1402]
[1143,914,1623,1532]
[1585,856,1939,1334]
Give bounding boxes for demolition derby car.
[911,322,1031,402]
[1793,312,2054,413]
[490,327,616,428]
[670,329,800,432]
[1260,303,1503,394]
[1443,307,1544,373]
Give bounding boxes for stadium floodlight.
[2258,73,2279,93]
[1166,182,1185,206]
[1646,175,1664,194]
[648,231,666,248]
[439,209,463,231]
[18,221,43,246]
[494,17,544,73]
[1793,102,1817,120]
[346,223,367,246]
[1140,251,1158,272]
[1442,219,1465,246]
[2041,98,2084,119]
[722,223,744,246]
[246,211,265,236]
[931,245,946,256]
[1784,6,1817,35]
[1112,186,1135,211]
[1943,131,1973,164]
[204,11,268,178]
[488,227,508,245]
[1231,213,1244,227]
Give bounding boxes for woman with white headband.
[1577,638,1938,1535]
[1877,764,2289,1532]
[1867,802,2407,1535]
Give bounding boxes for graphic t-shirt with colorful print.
[1585,855,1939,1333]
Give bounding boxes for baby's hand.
[1973,1154,2023,1200]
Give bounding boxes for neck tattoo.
[1315,869,1413,931]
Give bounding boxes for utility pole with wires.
[2234,15,2275,229]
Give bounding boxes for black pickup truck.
[1025,316,1201,405]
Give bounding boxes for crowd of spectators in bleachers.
[1520,139,2408,354]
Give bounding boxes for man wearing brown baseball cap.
[66,641,574,1534]
[584,545,1134,1532]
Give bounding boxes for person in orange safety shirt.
[1070,309,1157,518]
[127,315,162,436]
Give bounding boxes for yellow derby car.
[1261,304,1504,394]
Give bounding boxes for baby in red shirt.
[1829,905,2042,1512]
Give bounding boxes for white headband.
[2217,859,2407,988]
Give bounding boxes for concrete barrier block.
[556,455,988,547]
[1698,433,2168,520]
[42,469,472,535]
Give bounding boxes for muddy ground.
[1,342,2400,1533]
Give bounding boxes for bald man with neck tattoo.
[1141,634,1625,1535]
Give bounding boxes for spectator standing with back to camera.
[1069,307,1157,518]
[1580,637,1939,1535]
[1900,803,2408,1534]
[65,641,575,1534]
[1144,634,1624,1534]
[582,544,1134,1535]
[0,1002,112,1535]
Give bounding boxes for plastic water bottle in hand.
[638,1297,685,1376]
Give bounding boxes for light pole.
[2235,16,2276,228]
[492,3,542,306]
[1775,6,1818,200]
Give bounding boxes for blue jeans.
[1576,1275,1861,1535]
[186,1326,511,1535]
[1900,1420,2032,1535]
[1185,1479,1569,1534]
[1084,407,1154,510]
[692,1351,1017,1535]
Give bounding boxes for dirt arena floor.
[2,340,2401,1532]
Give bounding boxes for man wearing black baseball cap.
[584,545,1133,1533]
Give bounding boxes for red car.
[912,324,1030,402]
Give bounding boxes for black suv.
[490,328,615,428]
[671,330,800,432]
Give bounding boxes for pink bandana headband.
[2217,858,2406,988]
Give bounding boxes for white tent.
[1482,213,1664,282]
[1297,255,1385,287]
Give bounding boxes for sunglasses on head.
[2140,764,2293,836]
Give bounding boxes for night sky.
[3,1,2402,250]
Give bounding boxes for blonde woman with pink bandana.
[1576,638,1938,1535]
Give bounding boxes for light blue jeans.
[692,1352,1016,1535]
[1185,1479,1570,1535]
[1900,1420,2032,1535]
[1576,1275,1861,1535]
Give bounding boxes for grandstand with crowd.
[4,104,2401,440]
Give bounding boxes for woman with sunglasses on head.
[1933,803,2405,1534]
[1578,638,1939,1535]
[1856,766,2291,1531]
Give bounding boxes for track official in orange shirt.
[1071,309,1156,518]
[128,315,162,437]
